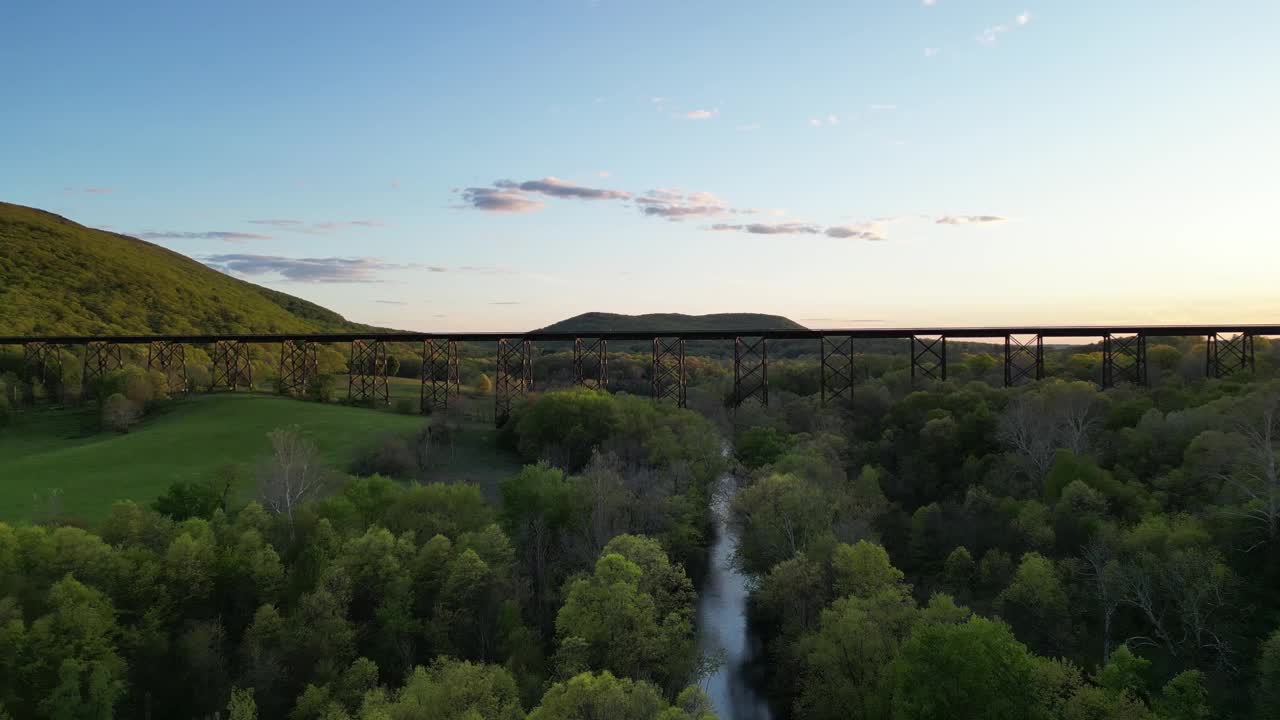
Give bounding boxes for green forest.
[4,318,1280,718]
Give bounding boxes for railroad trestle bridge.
[2,325,1268,424]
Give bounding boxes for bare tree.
[1115,547,1235,667]
[1081,535,1120,664]
[998,394,1058,483]
[580,452,628,553]
[1044,381,1100,455]
[257,426,327,536]
[1217,390,1280,547]
[998,381,1101,487]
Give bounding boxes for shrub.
[102,393,140,432]
[350,432,418,478]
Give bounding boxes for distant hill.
[539,312,806,334]
[0,202,369,336]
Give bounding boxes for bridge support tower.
[574,338,608,389]
[1004,334,1044,387]
[421,339,460,414]
[23,341,63,401]
[82,341,124,398]
[911,335,946,385]
[212,340,253,391]
[652,337,687,408]
[348,339,390,405]
[148,341,188,394]
[1103,334,1146,387]
[1207,332,1254,378]
[734,336,768,407]
[279,339,318,397]
[820,335,855,404]
[496,338,532,425]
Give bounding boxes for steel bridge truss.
[1004,334,1044,387]
[652,337,687,408]
[348,339,390,405]
[573,337,608,389]
[820,335,856,404]
[82,341,124,397]
[23,341,63,390]
[1103,334,1146,387]
[734,336,768,407]
[911,335,946,384]
[421,339,460,414]
[496,338,532,425]
[279,339,319,397]
[211,340,253,391]
[148,340,189,394]
[1207,332,1254,378]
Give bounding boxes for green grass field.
[0,393,490,524]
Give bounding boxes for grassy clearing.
[0,393,430,524]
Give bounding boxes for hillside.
[539,311,807,334]
[0,394,431,523]
[0,201,368,336]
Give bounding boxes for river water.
[696,473,773,720]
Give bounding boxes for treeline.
[0,389,725,720]
[729,375,1280,719]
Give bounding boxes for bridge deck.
[4,324,1279,345]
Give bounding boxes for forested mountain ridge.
[0,201,370,337]
[540,311,806,334]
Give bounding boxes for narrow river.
[696,473,773,720]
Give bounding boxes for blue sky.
[4,1,1278,331]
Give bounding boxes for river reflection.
[696,474,773,720]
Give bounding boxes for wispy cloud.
[922,0,937,5]
[64,187,114,194]
[497,177,631,200]
[635,189,753,221]
[135,230,273,243]
[597,170,612,178]
[376,300,408,305]
[710,222,823,235]
[870,104,897,111]
[456,174,1006,242]
[936,215,1008,225]
[924,47,941,58]
[458,187,547,213]
[682,108,718,120]
[203,254,420,283]
[246,219,387,234]
[458,176,630,213]
[709,214,1003,239]
[490,301,521,305]
[825,225,887,241]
